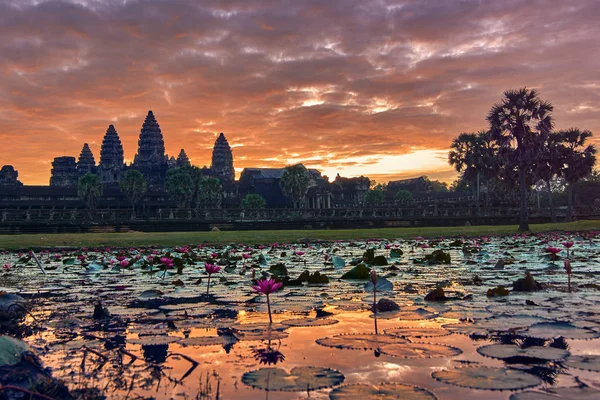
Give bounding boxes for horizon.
[1,0,598,186]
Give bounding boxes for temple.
[1,110,375,210]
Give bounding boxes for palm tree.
[487,88,554,231]
[279,164,310,208]
[77,173,103,210]
[165,167,194,209]
[120,169,147,215]
[197,177,223,209]
[557,128,597,221]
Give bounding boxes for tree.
[394,189,413,205]
[365,183,386,205]
[557,128,597,221]
[165,167,194,208]
[534,131,564,221]
[241,193,266,209]
[77,173,103,210]
[120,169,147,213]
[448,130,499,203]
[280,164,310,208]
[197,177,223,209]
[487,88,553,231]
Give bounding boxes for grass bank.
[0,220,598,250]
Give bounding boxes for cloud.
[0,0,598,185]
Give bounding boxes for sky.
[0,0,599,186]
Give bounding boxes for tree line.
[448,87,596,230]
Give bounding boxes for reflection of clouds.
[346,362,412,382]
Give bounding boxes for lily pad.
[518,322,600,340]
[329,383,438,399]
[384,327,450,339]
[510,385,600,399]
[364,277,394,292]
[432,367,542,391]
[477,344,569,361]
[0,336,30,367]
[316,333,403,350]
[280,318,339,327]
[341,264,370,280]
[127,336,181,346]
[242,366,344,392]
[564,354,600,371]
[379,342,462,359]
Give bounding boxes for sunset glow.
[0,0,598,185]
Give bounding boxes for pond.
[1,232,600,399]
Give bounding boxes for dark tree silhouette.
[165,167,194,209]
[279,164,310,208]
[557,128,597,221]
[487,88,553,231]
[535,131,564,221]
[77,173,103,210]
[197,176,223,209]
[120,169,147,214]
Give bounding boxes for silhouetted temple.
[99,124,125,185]
[133,111,168,188]
[0,109,379,210]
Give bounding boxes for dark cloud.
[0,0,598,184]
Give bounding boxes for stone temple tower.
[50,156,78,187]
[133,110,168,188]
[77,143,96,176]
[211,133,234,183]
[99,125,125,184]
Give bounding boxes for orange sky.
[0,0,599,186]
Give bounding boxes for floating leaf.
[385,327,450,339]
[564,354,600,371]
[280,318,338,327]
[432,367,542,391]
[127,336,181,346]
[510,385,600,399]
[179,335,237,347]
[519,322,600,340]
[316,333,403,350]
[379,342,462,358]
[477,344,569,361]
[364,277,394,292]
[332,256,346,269]
[395,307,438,321]
[0,336,29,367]
[341,264,370,280]
[329,383,438,399]
[242,366,344,392]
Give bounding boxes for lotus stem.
[266,293,272,324]
[206,275,211,295]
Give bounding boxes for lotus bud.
[370,269,378,285]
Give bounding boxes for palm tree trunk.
[546,180,555,222]
[518,167,529,231]
[567,183,573,222]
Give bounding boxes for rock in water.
[425,288,447,301]
[375,298,400,312]
[512,272,543,292]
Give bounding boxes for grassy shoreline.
[0,220,598,250]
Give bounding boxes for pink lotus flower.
[2,263,10,271]
[211,252,218,259]
[117,255,126,261]
[204,263,221,294]
[242,253,251,260]
[119,260,129,268]
[562,241,574,248]
[294,251,305,256]
[252,278,283,324]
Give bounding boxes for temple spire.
[176,149,190,167]
[133,110,168,187]
[211,132,234,183]
[77,143,96,175]
[99,124,125,184]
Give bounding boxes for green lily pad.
[564,354,600,371]
[242,366,344,392]
[385,327,450,339]
[510,385,600,399]
[316,333,403,350]
[341,264,370,280]
[477,344,569,361]
[518,322,600,340]
[0,336,30,367]
[329,383,437,399]
[280,318,338,327]
[432,367,542,391]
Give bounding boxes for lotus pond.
[1,232,600,399]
